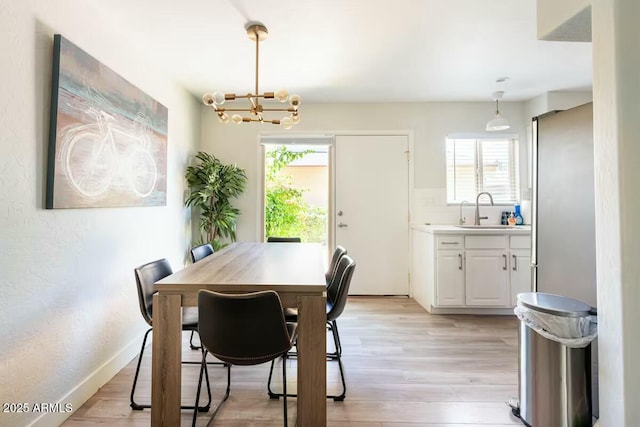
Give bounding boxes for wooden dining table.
[151,242,327,426]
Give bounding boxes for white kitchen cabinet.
[410,225,531,314]
[510,249,532,306]
[436,249,465,306]
[465,249,510,306]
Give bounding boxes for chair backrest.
[198,290,294,366]
[326,246,347,284]
[134,258,173,326]
[327,255,356,322]
[190,243,214,263]
[266,236,302,243]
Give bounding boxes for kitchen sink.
[456,225,515,229]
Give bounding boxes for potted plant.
[185,152,247,250]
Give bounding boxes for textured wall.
[592,0,640,424]
[0,1,199,426]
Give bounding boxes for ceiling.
[90,0,592,103]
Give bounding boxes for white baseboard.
[28,332,146,427]
[429,306,515,315]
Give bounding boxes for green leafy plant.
[265,146,327,242]
[185,152,247,250]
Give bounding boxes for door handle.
[337,210,343,216]
[503,254,507,270]
[338,222,348,228]
[458,253,463,270]
[512,254,517,271]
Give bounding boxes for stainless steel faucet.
[474,192,494,225]
[459,201,469,225]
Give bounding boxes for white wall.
[0,2,199,426]
[592,0,640,425]
[200,102,527,239]
[524,90,593,119]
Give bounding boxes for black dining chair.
[193,290,297,427]
[190,243,214,263]
[131,258,213,411]
[267,236,302,242]
[326,245,347,284]
[267,255,356,401]
[188,243,215,350]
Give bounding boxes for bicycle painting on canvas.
[46,34,167,209]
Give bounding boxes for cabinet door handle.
[512,254,517,271]
[503,254,507,270]
[441,242,459,245]
[458,253,463,270]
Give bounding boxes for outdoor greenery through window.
[264,145,328,243]
[446,137,519,204]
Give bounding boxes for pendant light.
[486,90,510,131]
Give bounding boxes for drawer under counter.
[465,235,508,249]
[436,235,464,249]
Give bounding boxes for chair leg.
[332,320,343,357]
[282,354,288,427]
[130,328,152,410]
[267,359,279,399]
[131,329,213,412]
[190,330,204,350]
[193,350,231,427]
[327,321,347,401]
[330,352,347,401]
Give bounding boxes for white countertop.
[411,224,531,235]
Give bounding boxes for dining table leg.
[296,294,327,426]
[151,293,182,426]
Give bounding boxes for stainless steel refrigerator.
[531,102,597,307]
[530,101,598,420]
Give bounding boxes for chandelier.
[202,22,301,129]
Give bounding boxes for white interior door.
[335,135,409,295]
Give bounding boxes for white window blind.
[446,137,519,204]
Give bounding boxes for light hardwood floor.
[62,297,522,426]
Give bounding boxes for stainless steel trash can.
[517,293,595,427]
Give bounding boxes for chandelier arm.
[232,93,272,99]
[216,108,254,112]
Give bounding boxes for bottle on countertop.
[507,212,516,227]
[514,204,524,226]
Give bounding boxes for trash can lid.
[517,292,593,317]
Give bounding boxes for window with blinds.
[446,137,519,204]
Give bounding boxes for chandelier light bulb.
[288,94,301,107]
[202,93,215,106]
[212,91,226,105]
[281,116,293,130]
[291,114,300,124]
[218,112,230,124]
[231,114,243,124]
[275,89,289,102]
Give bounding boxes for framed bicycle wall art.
[46,34,168,209]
